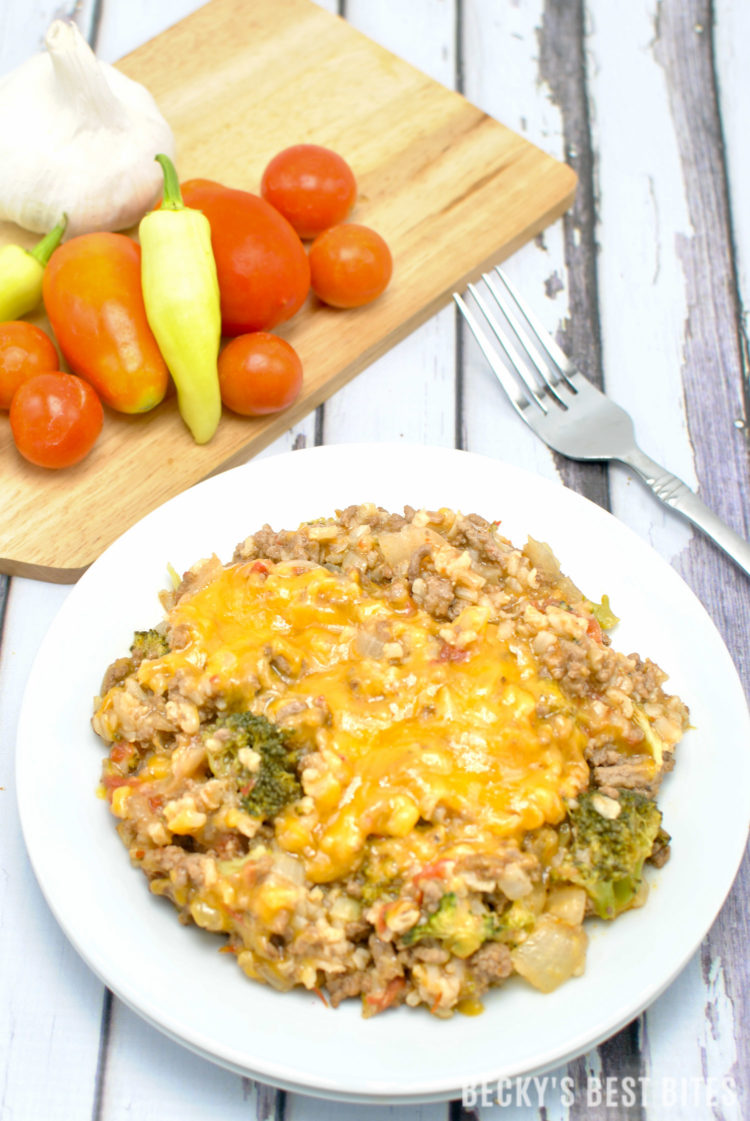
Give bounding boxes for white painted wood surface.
[1,1,748,1119]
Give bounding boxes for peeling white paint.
[715,0,750,367]
[643,950,741,1120]
[460,0,568,483]
[585,0,697,564]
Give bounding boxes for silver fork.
[454,268,750,577]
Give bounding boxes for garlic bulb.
[0,20,176,238]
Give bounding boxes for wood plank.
[321,0,458,453]
[533,0,610,512]
[0,0,575,582]
[93,0,208,62]
[98,1000,275,1121]
[640,5,750,1119]
[459,0,575,487]
[705,10,750,1112]
[587,0,699,569]
[0,0,84,68]
[715,0,750,426]
[0,578,106,1121]
[644,952,743,1121]
[285,1096,449,1121]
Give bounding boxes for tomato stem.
[155,153,184,211]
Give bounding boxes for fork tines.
[454,267,577,416]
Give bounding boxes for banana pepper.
[140,154,222,444]
[0,214,67,321]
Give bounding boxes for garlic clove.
[0,20,176,238]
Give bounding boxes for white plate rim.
[15,442,750,1103]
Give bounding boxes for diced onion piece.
[544,885,588,925]
[274,852,306,884]
[378,526,446,569]
[354,629,386,659]
[511,914,588,993]
[497,865,533,900]
[524,537,583,603]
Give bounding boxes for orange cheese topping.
[138,560,589,883]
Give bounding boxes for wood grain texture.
[457,0,575,487]
[0,576,102,1121]
[647,5,750,1119]
[0,0,575,581]
[536,0,609,512]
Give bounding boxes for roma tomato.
[309,224,392,309]
[261,144,357,239]
[0,321,59,410]
[10,372,103,469]
[43,232,169,413]
[218,333,303,416]
[180,180,310,335]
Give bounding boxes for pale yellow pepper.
[140,155,222,444]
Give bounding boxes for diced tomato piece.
[414,860,449,882]
[101,771,132,793]
[110,742,134,765]
[587,617,604,645]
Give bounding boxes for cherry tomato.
[261,144,357,239]
[10,372,103,469]
[309,224,393,309]
[0,321,59,410]
[218,333,303,416]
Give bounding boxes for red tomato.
[218,333,303,416]
[261,144,357,239]
[0,321,59,410]
[309,224,392,309]
[180,180,310,335]
[10,372,103,469]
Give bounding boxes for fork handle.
[621,448,750,577]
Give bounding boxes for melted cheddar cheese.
[136,559,590,885]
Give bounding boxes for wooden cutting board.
[0,0,576,582]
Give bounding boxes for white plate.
[16,444,750,1104]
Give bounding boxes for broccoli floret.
[403,892,492,959]
[130,628,169,661]
[204,712,302,820]
[484,897,540,944]
[553,790,664,920]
